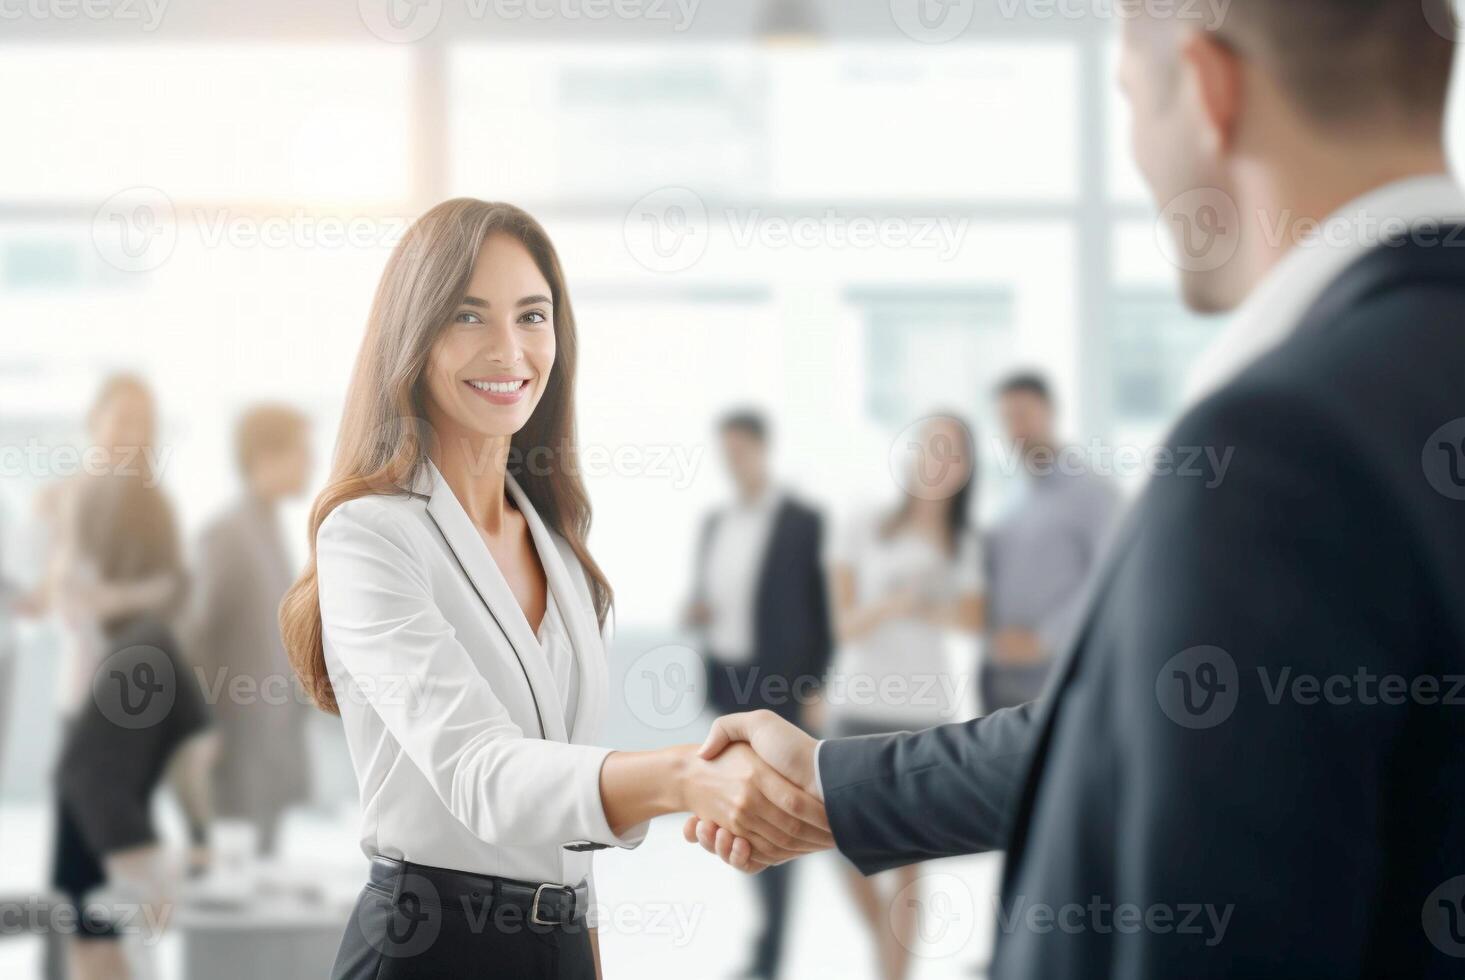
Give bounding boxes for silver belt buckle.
[531,883,567,926]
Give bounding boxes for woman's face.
[90,386,154,458]
[422,232,557,448]
[907,416,972,501]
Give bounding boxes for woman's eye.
[454,311,483,325]
[521,310,548,325]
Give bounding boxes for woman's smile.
[464,375,532,405]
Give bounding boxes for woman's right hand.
[675,742,833,866]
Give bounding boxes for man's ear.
[1179,31,1243,156]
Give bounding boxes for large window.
[0,46,413,202]
[16,29,1435,633]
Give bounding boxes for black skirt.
[50,617,212,939]
[331,860,595,980]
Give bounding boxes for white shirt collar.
[1182,173,1465,409]
[733,483,782,515]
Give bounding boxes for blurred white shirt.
[826,511,983,728]
[537,587,579,737]
[703,487,782,663]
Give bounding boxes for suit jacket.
[188,497,313,830]
[819,233,1465,976]
[695,498,834,698]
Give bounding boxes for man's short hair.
[235,404,309,476]
[718,409,769,443]
[995,372,1053,405]
[1210,0,1454,133]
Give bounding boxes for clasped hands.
[680,710,828,873]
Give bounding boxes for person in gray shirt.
[186,404,315,855]
[982,373,1120,710]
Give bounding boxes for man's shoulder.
[1191,248,1465,444]
[1281,235,1465,384]
[1159,255,1465,526]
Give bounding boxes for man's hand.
[678,742,832,867]
[701,709,821,793]
[685,710,829,873]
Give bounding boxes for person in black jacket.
[685,410,832,980]
[689,2,1465,976]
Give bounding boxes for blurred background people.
[52,474,214,980]
[685,410,832,980]
[982,374,1120,711]
[185,404,313,857]
[0,501,17,818]
[825,414,984,980]
[17,376,174,722]
[2,3,1462,976]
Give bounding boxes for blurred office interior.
[2,0,1463,977]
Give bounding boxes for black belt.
[368,855,589,927]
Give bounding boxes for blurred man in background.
[685,410,832,980]
[982,373,1120,710]
[187,404,314,856]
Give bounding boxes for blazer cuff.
[815,734,891,875]
[586,748,650,849]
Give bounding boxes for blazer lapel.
[506,473,607,746]
[419,461,569,743]
[751,499,791,625]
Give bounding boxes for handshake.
[677,710,832,873]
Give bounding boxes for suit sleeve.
[818,700,1040,874]
[316,500,647,851]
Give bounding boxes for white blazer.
[316,460,645,923]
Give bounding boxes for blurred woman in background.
[17,375,174,718]
[52,474,214,980]
[825,414,985,980]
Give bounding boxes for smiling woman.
[280,200,610,698]
[277,199,833,980]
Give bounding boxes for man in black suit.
[689,1,1465,975]
[686,409,832,979]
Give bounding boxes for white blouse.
[536,589,579,738]
[317,463,644,928]
[826,510,984,727]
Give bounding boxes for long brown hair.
[87,372,159,485]
[280,199,613,714]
